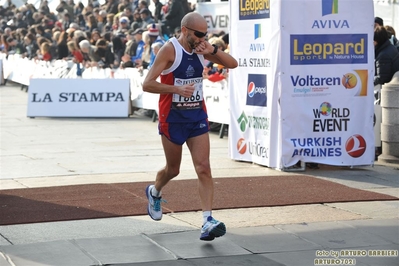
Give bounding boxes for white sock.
[151,186,161,197]
[203,211,212,224]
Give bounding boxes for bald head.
[181,12,207,29]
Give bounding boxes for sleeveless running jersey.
[158,37,207,123]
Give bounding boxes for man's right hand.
[177,83,195,98]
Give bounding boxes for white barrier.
[27,78,131,117]
[1,55,229,122]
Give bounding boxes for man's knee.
[195,163,211,178]
[165,167,180,178]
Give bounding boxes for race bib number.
[172,79,203,110]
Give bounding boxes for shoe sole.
[146,185,162,221]
[200,222,226,241]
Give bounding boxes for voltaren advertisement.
[279,0,375,167]
[229,0,374,169]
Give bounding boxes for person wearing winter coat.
[374,26,399,86]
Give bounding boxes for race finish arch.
[229,0,375,169]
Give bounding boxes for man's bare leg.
[154,135,183,192]
[186,133,213,211]
[146,135,182,221]
[187,132,226,240]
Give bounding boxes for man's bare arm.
[142,43,195,98]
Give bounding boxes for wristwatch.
[210,44,218,55]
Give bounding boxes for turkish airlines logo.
[345,134,366,158]
[237,138,247,154]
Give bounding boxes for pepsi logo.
[248,82,256,98]
[237,138,247,154]
[345,134,366,158]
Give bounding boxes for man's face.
[184,27,207,50]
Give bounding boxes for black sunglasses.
[184,26,207,38]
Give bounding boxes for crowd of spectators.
[0,0,230,81]
[0,0,211,70]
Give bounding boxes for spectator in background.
[385,25,399,51]
[96,10,107,33]
[90,30,101,45]
[15,12,28,30]
[203,37,226,82]
[163,0,186,37]
[39,0,50,15]
[148,41,162,69]
[56,1,75,22]
[105,0,119,15]
[67,40,83,62]
[39,42,52,61]
[125,28,138,57]
[112,35,125,68]
[138,0,150,11]
[67,39,84,76]
[123,6,134,23]
[57,30,69,59]
[130,9,143,30]
[63,13,72,31]
[374,16,383,28]
[374,26,399,86]
[74,2,85,17]
[118,16,130,34]
[95,38,114,68]
[104,13,115,33]
[23,32,39,59]
[7,37,25,55]
[36,25,52,40]
[140,8,155,30]
[137,30,151,69]
[131,28,145,65]
[1,34,9,52]
[79,39,100,65]
[152,0,164,23]
[147,23,164,66]
[87,14,98,32]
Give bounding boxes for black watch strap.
[210,44,218,55]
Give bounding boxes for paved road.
[0,83,398,266]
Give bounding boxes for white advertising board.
[196,2,229,34]
[27,79,131,117]
[229,0,375,169]
[279,0,375,167]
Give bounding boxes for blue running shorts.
[158,119,210,145]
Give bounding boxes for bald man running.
[142,12,238,241]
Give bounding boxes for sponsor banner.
[27,79,131,117]
[229,0,279,168]
[280,0,375,167]
[196,2,229,34]
[229,0,374,168]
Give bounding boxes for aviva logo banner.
[322,0,338,16]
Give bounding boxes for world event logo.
[246,74,267,107]
[322,0,338,16]
[290,34,367,65]
[239,0,270,20]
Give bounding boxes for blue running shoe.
[145,185,165,221]
[200,216,226,241]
